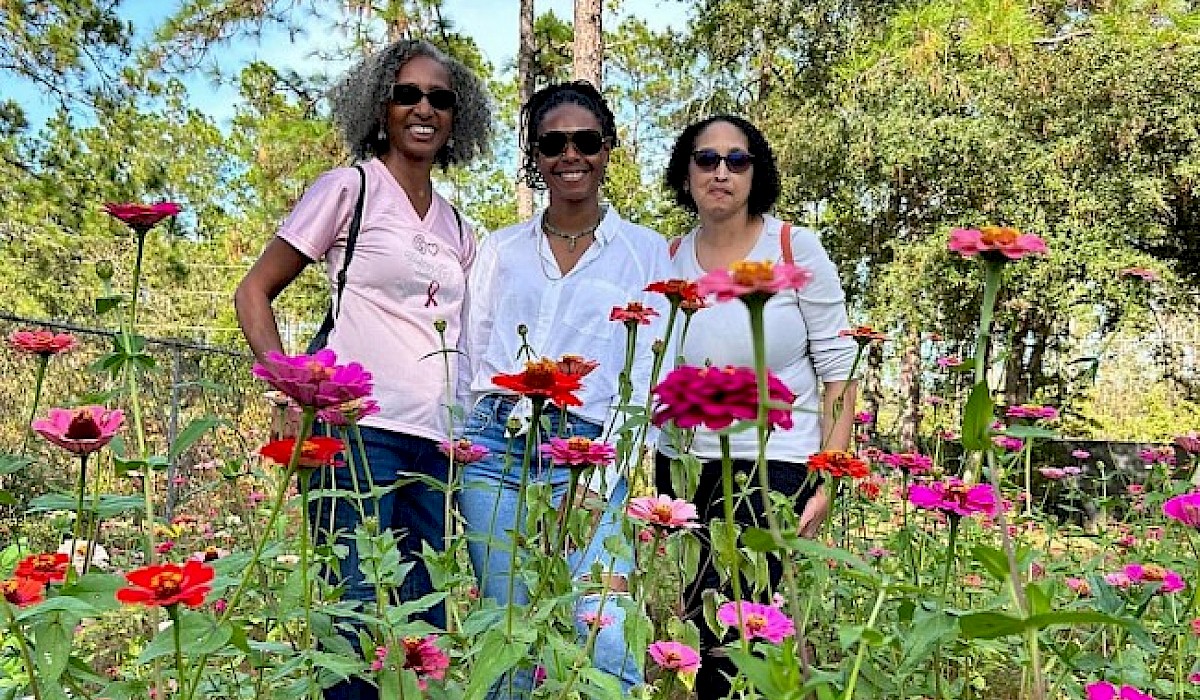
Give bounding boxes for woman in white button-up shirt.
[457,82,671,698]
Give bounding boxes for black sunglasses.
[390,83,458,111]
[536,129,608,157]
[691,149,755,173]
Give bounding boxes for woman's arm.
[233,238,311,362]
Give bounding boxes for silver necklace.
[541,214,602,252]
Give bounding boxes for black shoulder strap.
[451,204,464,245]
[333,164,366,319]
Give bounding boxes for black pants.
[654,453,819,700]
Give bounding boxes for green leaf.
[32,617,73,682]
[462,628,533,700]
[0,490,15,506]
[897,609,958,677]
[138,610,234,664]
[1002,425,1059,440]
[1026,610,1130,631]
[0,454,32,475]
[28,493,145,517]
[1026,582,1051,617]
[957,611,1027,639]
[95,294,125,315]
[59,572,124,612]
[971,544,1010,582]
[960,381,995,451]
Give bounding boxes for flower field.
[1,209,1198,700]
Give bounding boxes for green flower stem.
[435,324,459,556]
[129,231,147,330]
[68,453,89,583]
[718,435,750,659]
[168,604,186,689]
[973,261,1004,389]
[842,582,887,700]
[506,398,543,637]
[299,475,313,652]
[20,354,49,455]
[350,423,380,522]
[3,602,43,700]
[1023,446,1034,517]
[938,516,959,609]
[186,408,315,700]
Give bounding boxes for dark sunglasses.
[691,149,754,173]
[389,83,458,111]
[536,129,608,157]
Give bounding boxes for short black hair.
[519,81,618,190]
[664,114,780,217]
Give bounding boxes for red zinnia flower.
[645,279,705,310]
[258,436,345,469]
[32,406,125,455]
[610,302,659,325]
[103,202,181,234]
[8,329,77,356]
[116,560,215,608]
[652,365,795,431]
[14,553,71,583]
[838,325,888,344]
[808,450,870,479]
[2,577,45,607]
[492,358,583,408]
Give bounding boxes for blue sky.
[5,0,692,130]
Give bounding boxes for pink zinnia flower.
[439,438,490,464]
[696,260,812,303]
[1039,467,1067,480]
[1190,617,1200,635]
[32,406,125,455]
[1176,433,1200,455]
[1120,267,1159,282]
[317,398,380,426]
[252,349,373,409]
[1005,404,1059,420]
[398,636,449,690]
[881,452,933,475]
[648,641,700,674]
[717,601,796,643]
[854,411,874,424]
[627,495,699,529]
[539,436,615,469]
[1189,672,1200,685]
[578,611,614,628]
[1085,681,1154,700]
[1138,447,1176,466]
[104,201,181,234]
[1063,466,1082,477]
[908,479,998,518]
[1066,577,1091,596]
[948,226,1047,261]
[993,435,1025,452]
[8,329,77,356]
[1163,493,1200,529]
[1123,563,1185,594]
[652,365,795,431]
[936,355,963,368]
[1072,449,1091,459]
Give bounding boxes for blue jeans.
[458,394,641,699]
[309,425,447,700]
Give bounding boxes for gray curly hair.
[328,39,492,167]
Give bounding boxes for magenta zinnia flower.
[881,452,933,475]
[1005,404,1059,420]
[1122,563,1185,594]
[439,438,490,464]
[697,260,812,303]
[948,226,1047,261]
[1163,492,1200,529]
[717,601,796,644]
[1085,681,1154,700]
[103,201,182,234]
[32,406,124,455]
[627,495,699,529]
[252,349,373,409]
[539,436,615,469]
[398,635,449,690]
[652,365,795,431]
[908,479,998,518]
[648,641,700,674]
[8,329,77,356]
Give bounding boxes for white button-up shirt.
[461,206,673,492]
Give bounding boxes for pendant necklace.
[541,212,602,252]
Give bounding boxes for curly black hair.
[518,80,619,190]
[328,39,492,168]
[664,114,781,218]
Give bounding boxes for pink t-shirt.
[277,158,474,442]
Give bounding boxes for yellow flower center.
[651,503,674,521]
[305,360,335,380]
[979,226,1019,247]
[522,358,561,389]
[1141,564,1166,581]
[745,613,768,633]
[729,261,776,286]
[150,571,184,597]
[566,437,592,451]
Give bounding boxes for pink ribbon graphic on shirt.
[425,280,440,307]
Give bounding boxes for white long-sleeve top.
[660,215,857,462]
[461,206,673,492]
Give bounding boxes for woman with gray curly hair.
[234,38,491,700]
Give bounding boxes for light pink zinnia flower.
[1163,492,1200,529]
[438,438,490,464]
[578,611,615,628]
[648,641,700,674]
[1085,681,1154,700]
[539,436,616,469]
[627,495,699,529]
[652,365,795,431]
[252,349,373,409]
[8,329,77,356]
[717,601,796,643]
[32,406,125,455]
[317,397,380,426]
[696,260,812,303]
[948,226,1047,261]
[907,479,998,518]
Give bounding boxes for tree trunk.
[573,0,603,89]
[863,340,884,442]
[897,326,922,451]
[517,0,535,219]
